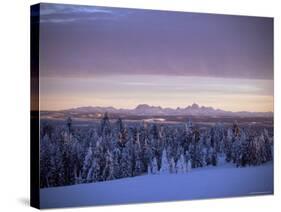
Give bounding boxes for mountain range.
[63,103,273,117]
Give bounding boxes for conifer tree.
[169,157,176,173]
[151,157,158,174]
[186,159,192,172]
[160,149,169,174]
[82,145,93,182]
[120,144,132,177]
[176,154,187,174]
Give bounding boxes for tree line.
[40,114,273,188]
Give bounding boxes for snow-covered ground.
[40,162,273,208]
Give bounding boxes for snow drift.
[40,162,273,208]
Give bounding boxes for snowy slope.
[40,162,273,208]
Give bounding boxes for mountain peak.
[63,103,273,118]
[135,104,151,110]
[191,103,199,109]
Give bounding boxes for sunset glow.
[38,4,273,112]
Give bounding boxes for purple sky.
[38,3,273,112]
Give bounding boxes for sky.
[38,3,273,112]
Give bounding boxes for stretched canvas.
[30,3,274,209]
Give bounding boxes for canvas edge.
[30,3,41,209]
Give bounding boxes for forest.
[40,113,273,188]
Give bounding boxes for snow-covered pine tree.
[74,168,82,184]
[85,156,100,183]
[62,142,75,185]
[48,138,65,186]
[112,147,122,179]
[176,154,186,174]
[150,124,162,170]
[249,136,259,165]
[143,138,153,172]
[107,152,115,181]
[232,135,241,164]
[204,136,212,166]
[240,133,250,167]
[186,159,192,172]
[225,128,234,162]
[185,119,193,134]
[218,137,225,155]
[92,137,103,181]
[116,117,124,134]
[160,149,169,174]
[120,144,132,178]
[191,132,204,168]
[71,137,85,184]
[169,157,176,173]
[151,157,158,174]
[258,133,267,164]
[100,112,110,133]
[41,122,54,139]
[213,123,224,153]
[134,158,142,176]
[115,117,127,148]
[40,134,52,187]
[66,117,72,134]
[92,158,101,182]
[175,145,184,163]
[82,145,93,182]
[133,131,143,176]
[102,150,115,181]
[147,163,152,175]
[86,165,93,183]
[263,128,273,161]
[185,150,191,160]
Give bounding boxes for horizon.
[38,4,273,113]
[40,102,274,113]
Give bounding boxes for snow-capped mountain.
[63,103,273,117]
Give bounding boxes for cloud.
[39,4,273,81]
[40,18,77,23]
[40,4,113,16]
[39,3,125,24]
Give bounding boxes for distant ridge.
[63,103,273,118]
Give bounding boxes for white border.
[0,0,280,211]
